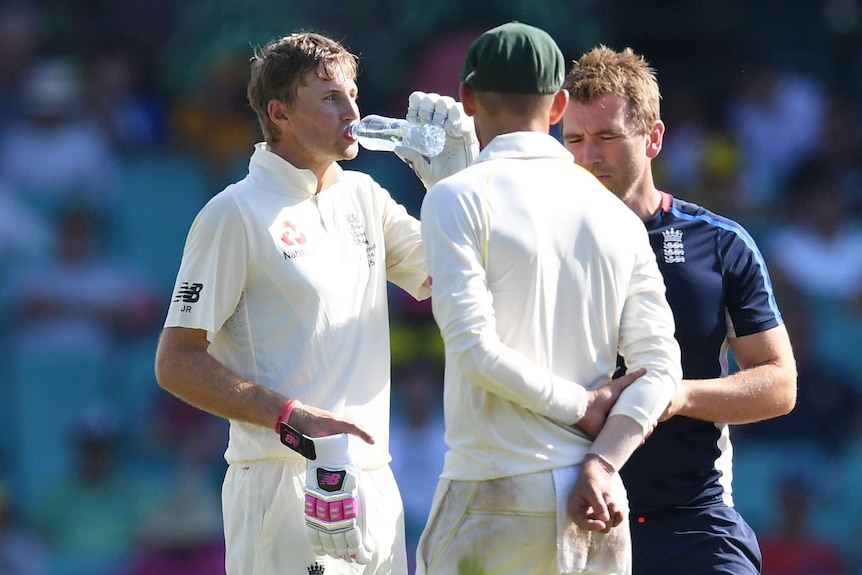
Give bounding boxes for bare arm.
[661,324,797,424]
[154,326,374,441]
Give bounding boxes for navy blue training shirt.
[620,192,783,514]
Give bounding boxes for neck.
[270,141,334,194]
[626,187,663,221]
[316,163,339,193]
[476,110,552,148]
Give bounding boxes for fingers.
[320,532,339,557]
[325,421,373,445]
[569,455,624,533]
[572,496,623,533]
[348,427,375,445]
[292,405,376,445]
[568,463,628,535]
[572,505,610,532]
[406,91,426,123]
[614,366,646,385]
[644,418,659,442]
[588,495,610,525]
[610,367,646,394]
[569,487,611,532]
[431,95,455,124]
[345,530,373,564]
[407,91,474,139]
[416,92,440,124]
[432,96,465,137]
[603,500,625,533]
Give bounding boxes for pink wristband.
[276,398,299,433]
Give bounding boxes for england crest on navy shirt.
[661,228,685,263]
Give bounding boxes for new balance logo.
[174,282,202,312]
[173,282,203,303]
[307,562,325,574]
[320,472,342,486]
[317,469,345,492]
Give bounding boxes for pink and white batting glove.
[395,91,479,190]
[303,434,373,564]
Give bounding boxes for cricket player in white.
[155,32,475,575]
[416,23,682,575]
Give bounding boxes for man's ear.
[646,120,665,159]
[268,99,290,124]
[459,83,476,116]
[549,89,570,126]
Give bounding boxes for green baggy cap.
[460,21,564,94]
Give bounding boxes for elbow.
[777,365,799,416]
[455,345,487,384]
[153,340,181,396]
[450,331,496,381]
[776,391,797,418]
[153,347,171,392]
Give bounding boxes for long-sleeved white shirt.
[420,132,681,480]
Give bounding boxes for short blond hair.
[563,45,660,135]
[247,32,358,143]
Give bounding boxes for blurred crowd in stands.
[1,1,862,574]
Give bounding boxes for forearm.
[615,244,682,429]
[154,331,286,429]
[677,363,797,424]
[457,340,588,424]
[587,414,645,471]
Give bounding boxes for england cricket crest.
[662,228,685,263]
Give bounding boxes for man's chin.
[341,144,360,161]
[596,175,621,194]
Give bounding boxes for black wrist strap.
[279,422,317,460]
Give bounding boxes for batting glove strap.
[303,434,373,564]
[395,91,479,190]
[279,422,317,459]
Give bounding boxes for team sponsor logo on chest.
[278,220,311,259]
[661,227,685,263]
[346,212,376,267]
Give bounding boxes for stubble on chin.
[338,141,360,162]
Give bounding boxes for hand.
[568,454,625,533]
[303,434,374,564]
[395,91,479,189]
[289,402,375,444]
[575,368,645,438]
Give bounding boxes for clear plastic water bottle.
[346,114,446,157]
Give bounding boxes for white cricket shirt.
[420,132,681,480]
[165,143,430,467]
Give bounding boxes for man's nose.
[581,140,602,166]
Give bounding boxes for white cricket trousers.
[222,459,407,575]
[415,468,631,575]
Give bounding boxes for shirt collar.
[476,132,573,163]
[248,142,345,197]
